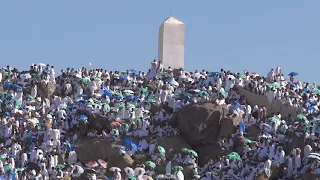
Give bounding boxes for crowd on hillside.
[0,60,319,180]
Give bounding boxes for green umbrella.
[12,99,23,109]
[146,99,157,103]
[78,77,90,84]
[101,103,110,112]
[189,150,198,157]
[219,90,228,98]
[3,72,9,76]
[121,123,130,129]
[265,83,281,89]
[160,72,168,77]
[139,88,149,95]
[126,104,135,109]
[31,73,40,79]
[314,88,320,95]
[126,176,137,180]
[180,92,192,97]
[297,114,308,121]
[16,168,24,172]
[114,92,122,96]
[181,148,191,153]
[303,125,313,132]
[115,103,125,109]
[145,161,156,169]
[4,164,13,171]
[157,146,166,155]
[172,166,183,171]
[245,138,252,144]
[227,152,242,161]
[181,148,198,157]
[56,164,65,170]
[199,91,209,97]
[134,118,141,123]
[92,76,101,81]
[268,116,279,123]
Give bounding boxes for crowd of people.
[0,60,319,180]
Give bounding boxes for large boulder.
[75,139,121,163]
[219,115,242,138]
[108,154,134,170]
[195,145,229,165]
[176,103,241,146]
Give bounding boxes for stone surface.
[175,103,241,146]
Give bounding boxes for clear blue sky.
[0,1,319,82]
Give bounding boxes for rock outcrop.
[236,86,297,117]
[175,103,241,146]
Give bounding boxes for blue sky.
[0,1,319,82]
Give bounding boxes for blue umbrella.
[103,89,112,98]
[123,139,133,147]
[3,83,13,88]
[125,95,135,102]
[183,95,190,100]
[77,100,88,104]
[4,112,11,117]
[239,122,246,133]
[288,72,298,77]
[306,100,317,105]
[66,140,72,152]
[78,94,88,98]
[308,106,317,111]
[12,84,23,90]
[234,101,241,108]
[16,117,25,122]
[43,69,50,74]
[77,115,88,121]
[288,81,297,88]
[130,142,138,153]
[7,154,15,158]
[9,171,16,180]
[26,135,36,140]
[130,69,138,75]
[120,76,127,81]
[115,95,123,100]
[208,72,221,77]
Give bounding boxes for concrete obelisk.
[158,17,185,70]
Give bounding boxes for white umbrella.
[109,167,121,172]
[20,73,31,80]
[227,75,235,80]
[124,167,134,176]
[134,167,145,176]
[123,90,134,94]
[73,165,84,174]
[37,63,47,67]
[155,174,169,179]
[192,73,203,79]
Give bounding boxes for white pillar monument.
[158,16,185,70]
